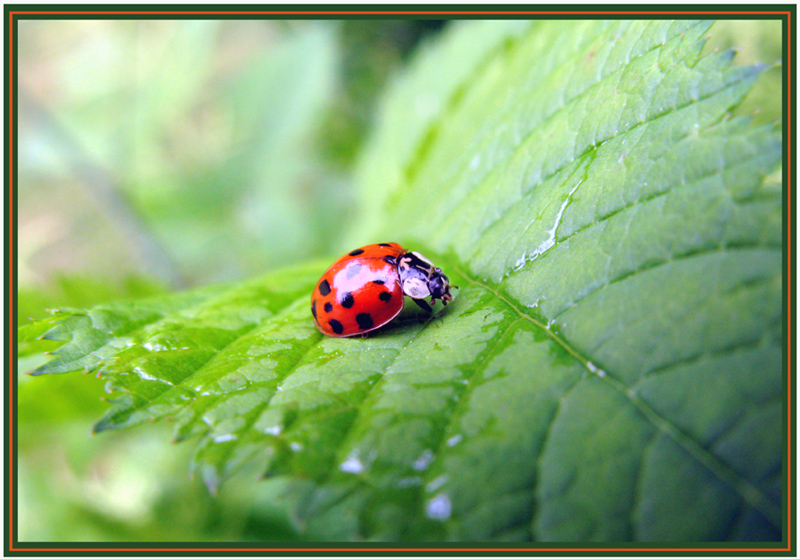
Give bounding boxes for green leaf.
[22,20,782,542]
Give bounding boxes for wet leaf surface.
[21,20,783,542]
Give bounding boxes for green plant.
[19,19,783,542]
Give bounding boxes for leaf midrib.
[449,261,781,530]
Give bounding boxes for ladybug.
[311,243,455,338]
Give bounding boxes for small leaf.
[23,20,782,542]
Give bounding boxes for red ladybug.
[311,243,455,338]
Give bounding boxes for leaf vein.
[633,317,780,384]
[528,372,585,541]
[452,263,781,530]
[318,314,437,486]
[417,317,523,534]
[97,292,312,430]
[486,127,778,281]
[196,323,325,486]
[176,298,321,439]
[552,244,780,323]
[548,144,780,252]
[629,429,663,541]
[441,41,754,252]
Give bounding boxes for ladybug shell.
[312,243,407,337]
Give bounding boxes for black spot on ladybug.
[383,256,396,265]
[372,279,385,285]
[356,313,374,330]
[324,302,333,313]
[349,248,365,256]
[340,292,354,308]
[346,263,362,279]
[311,300,317,319]
[318,279,331,296]
[379,243,392,247]
[329,319,344,334]
[379,291,392,302]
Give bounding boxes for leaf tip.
[201,468,221,496]
[27,367,48,377]
[92,417,114,434]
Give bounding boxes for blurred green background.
[17,18,448,542]
[16,18,781,542]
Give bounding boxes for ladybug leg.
[412,298,433,313]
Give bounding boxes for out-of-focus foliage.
[319,20,447,167]
[18,20,446,292]
[17,19,446,542]
[20,20,340,288]
[19,373,304,541]
[702,20,783,125]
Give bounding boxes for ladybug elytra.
[311,243,455,337]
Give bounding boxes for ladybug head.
[397,252,455,306]
[428,268,454,305]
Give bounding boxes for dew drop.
[426,474,448,493]
[133,367,173,386]
[586,361,607,378]
[340,455,364,474]
[471,154,481,169]
[132,366,159,382]
[426,494,452,520]
[446,434,463,447]
[413,449,435,472]
[396,476,422,488]
[142,341,168,352]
